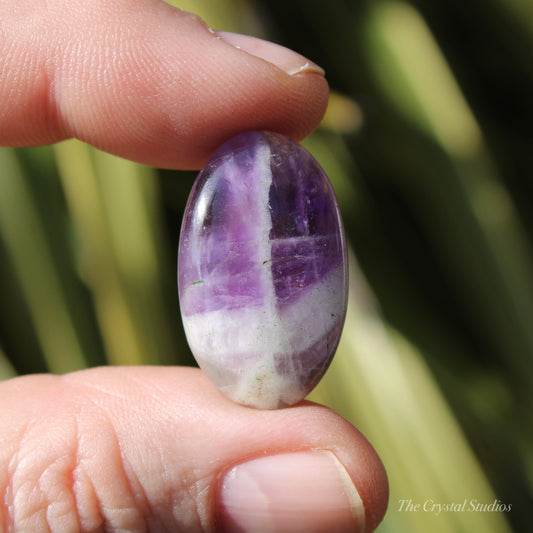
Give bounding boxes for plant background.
[1,1,532,531]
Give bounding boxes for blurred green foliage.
[1,0,532,531]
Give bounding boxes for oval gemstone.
[178,131,348,409]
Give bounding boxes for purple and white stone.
[178,131,348,409]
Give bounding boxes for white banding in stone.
[182,264,344,408]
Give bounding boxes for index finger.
[0,0,328,169]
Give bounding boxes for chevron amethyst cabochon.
[178,131,348,409]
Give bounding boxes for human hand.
[0,1,388,531]
[1,367,387,532]
[1,0,328,169]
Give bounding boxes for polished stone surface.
[178,131,347,409]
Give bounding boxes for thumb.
[0,367,388,532]
[0,0,328,169]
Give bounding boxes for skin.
[0,0,328,169]
[0,0,388,531]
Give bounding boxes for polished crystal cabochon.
[178,131,348,409]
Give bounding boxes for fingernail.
[216,31,325,77]
[218,451,366,533]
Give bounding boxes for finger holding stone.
[0,0,328,169]
[0,366,388,532]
